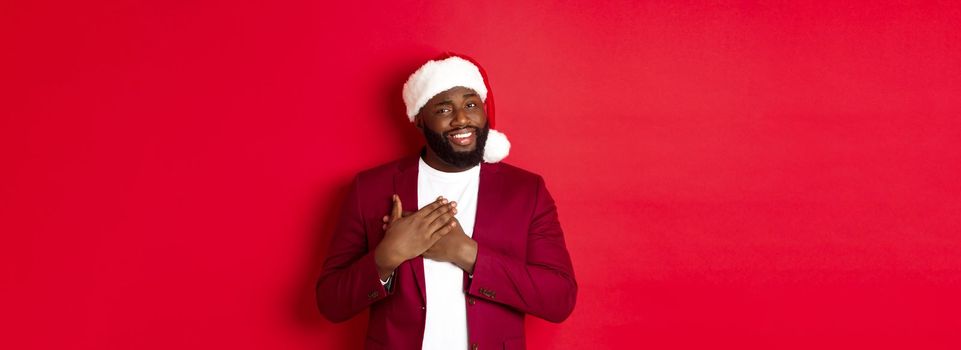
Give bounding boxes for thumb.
[390,194,403,221]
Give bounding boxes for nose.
[452,108,469,127]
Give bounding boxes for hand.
[423,215,478,274]
[382,211,412,231]
[374,195,457,279]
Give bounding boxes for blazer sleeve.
[315,175,392,323]
[466,175,578,323]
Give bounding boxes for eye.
[466,102,476,109]
[435,108,451,115]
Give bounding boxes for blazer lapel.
[393,155,426,303]
[472,161,502,262]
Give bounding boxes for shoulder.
[354,155,418,182]
[486,162,557,212]
[489,161,540,179]
[485,161,547,189]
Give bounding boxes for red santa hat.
[402,53,510,163]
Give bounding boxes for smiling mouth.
[446,128,476,147]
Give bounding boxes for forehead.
[426,86,480,104]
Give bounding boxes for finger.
[382,215,388,223]
[430,221,456,241]
[390,194,402,221]
[427,210,456,233]
[423,202,454,224]
[402,211,413,217]
[414,196,447,217]
[382,224,387,230]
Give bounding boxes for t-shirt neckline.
[418,157,480,181]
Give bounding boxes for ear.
[414,114,423,129]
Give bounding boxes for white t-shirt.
[417,157,480,350]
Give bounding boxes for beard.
[422,121,490,169]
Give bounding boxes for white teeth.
[452,132,472,139]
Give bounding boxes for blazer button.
[468,297,475,305]
[367,291,379,300]
[471,343,478,350]
[479,288,496,299]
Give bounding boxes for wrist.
[374,247,398,278]
[457,239,478,274]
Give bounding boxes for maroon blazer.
[316,154,577,350]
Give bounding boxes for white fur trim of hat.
[402,55,510,163]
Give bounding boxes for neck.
[421,147,476,173]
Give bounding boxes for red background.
[3,1,960,349]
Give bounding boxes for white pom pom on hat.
[402,53,510,163]
[482,129,510,163]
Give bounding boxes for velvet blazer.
[316,155,577,350]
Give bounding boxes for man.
[316,54,576,350]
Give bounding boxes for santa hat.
[402,53,510,163]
